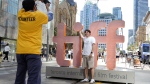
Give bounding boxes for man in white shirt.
[2,43,10,62]
[103,49,107,63]
[79,29,96,83]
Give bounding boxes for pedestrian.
[41,47,47,60]
[103,49,107,63]
[138,51,141,60]
[48,47,53,61]
[101,51,104,62]
[71,48,73,59]
[98,52,101,58]
[52,47,56,57]
[15,0,53,84]
[0,51,2,65]
[65,49,69,58]
[116,50,120,62]
[43,46,47,59]
[2,43,10,62]
[79,29,96,83]
[41,47,44,60]
[68,49,71,59]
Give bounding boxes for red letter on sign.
[54,20,125,70]
[53,22,83,67]
[89,21,107,67]
[106,20,125,70]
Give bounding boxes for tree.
[127,44,136,51]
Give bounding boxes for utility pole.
[46,0,53,62]
[46,23,50,62]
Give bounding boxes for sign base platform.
[46,66,135,84]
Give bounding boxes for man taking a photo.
[15,0,53,84]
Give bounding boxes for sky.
[74,0,134,50]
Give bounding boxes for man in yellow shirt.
[15,0,53,84]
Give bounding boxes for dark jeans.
[15,54,42,84]
[3,51,9,60]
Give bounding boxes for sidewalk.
[1,57,150,84]
[0,57,57,68]
[0,61,17,68]
[0,58,78,84]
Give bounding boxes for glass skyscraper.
[80,1,100,30]
[8,0,18,15]
[0,0,19,56]
[138,0,149,26]
[113,7,122,20]
[128,29,133,44]
[133,0,148,36]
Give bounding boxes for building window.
[7,0,18,15]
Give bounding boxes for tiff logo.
[53,20,125,70]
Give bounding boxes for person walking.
[116,50,120,62]
[103,49,107,64]
[68,49,71,59]
[65,49,69,58]
[79,29,96,83]
[2,43,10,62]
[0,51,2,66]
[71,48,73,59]
[15,0,53,84]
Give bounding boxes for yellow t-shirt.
[16,9,48,54]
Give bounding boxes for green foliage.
[127,44,136,51]
[117,48,120,51]
[120,50,123,54]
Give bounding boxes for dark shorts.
[116,56,119,58]
[15,54,42,84]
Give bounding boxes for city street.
[0,0,150,84]
[0,57,150,84]
[0,59,78,84]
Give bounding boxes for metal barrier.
[126,55,142,69]
[142,55,150,70]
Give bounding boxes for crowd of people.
[98,49,124,63]
[40,46,56,60]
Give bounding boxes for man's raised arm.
[79,31,84,38]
